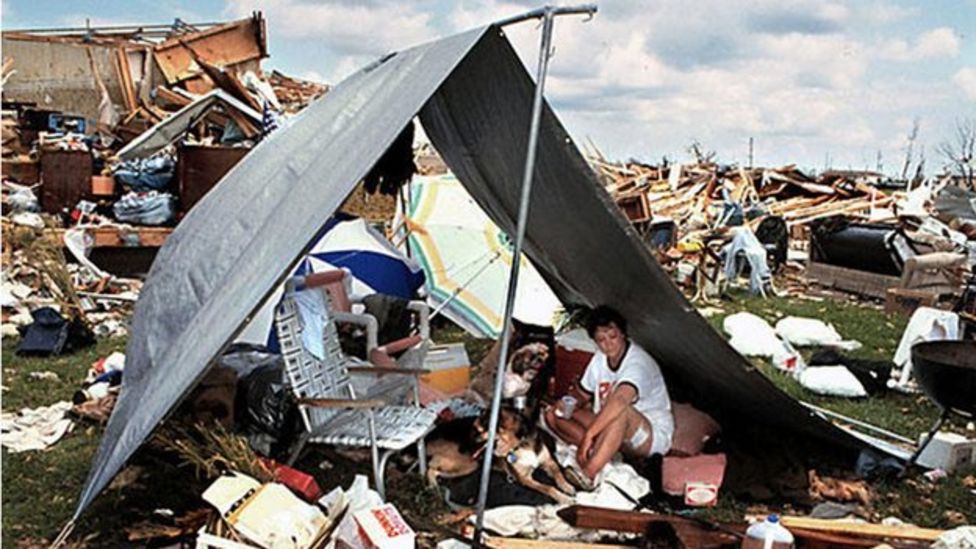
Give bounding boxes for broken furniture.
[39,149,93,214]
[808,221,965,299]
[906,340,976,468]
[274,272,436,500]
[176,144,250,211]
[315,268,430,371]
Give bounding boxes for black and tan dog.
[425,407,577,504]
[480,407,576,504]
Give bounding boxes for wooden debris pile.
[590,157,897,235]
[1,217,142,339]
[267,70,329,113]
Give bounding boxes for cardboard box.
[885,288,937,317]
[91,175,115,196]
[421,343,470,394]
[684,482,719,507]
[917,431,976,473]
[354,504,415,549]
[201,472,328,548]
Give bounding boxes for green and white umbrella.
[398,174,561,338]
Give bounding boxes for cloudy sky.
[4,0,975,174]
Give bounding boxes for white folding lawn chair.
[274,272,437,500]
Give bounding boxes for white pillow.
[798,366,867,397]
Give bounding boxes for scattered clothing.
[16,307,95,356]
[71,393,118,424]
[0,401,74,452]
[809,501,859,519]
[112,155,175,192]
[855,449,904,481]
[892,307,960,388]
[722,227,771,295]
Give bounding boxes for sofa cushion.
[668,402,721,457]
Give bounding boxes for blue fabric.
[113,192,177,225]
[314,250,424,299]
[722,228,771,294]
[113,156,175,192]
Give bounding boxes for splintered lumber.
[485,537,629,549]
[775,517,943,543]
[556,505,740,548]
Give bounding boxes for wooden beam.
[46,227,172,248]
[775,517,943,542]
[556,505,741,548]
[485,537,629,549]
[114,46,138,113]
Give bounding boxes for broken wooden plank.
[46,227,172,248]
[556,505,740,549]
[152,14,267,84]
[775,517,943,543]
[485,536,629,549]
[114,46,138,113]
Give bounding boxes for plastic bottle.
[743,514,794,549]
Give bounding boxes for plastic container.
[742,514,794,549]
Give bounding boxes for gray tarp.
[75,25,862,519]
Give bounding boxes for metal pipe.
[802,401,915,445]
[473,4,596,543]
[5,21,225,34]
[494,4,597,28]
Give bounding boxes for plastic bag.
[234,357,299,458]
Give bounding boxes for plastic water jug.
[742,514,794,549]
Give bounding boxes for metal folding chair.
[274,272,436,500]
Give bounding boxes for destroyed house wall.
[1,37,128,124]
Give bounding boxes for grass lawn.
[2,296,974,546]
[703,289,947,438]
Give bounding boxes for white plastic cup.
[556,395,577,418]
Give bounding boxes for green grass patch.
[702,290,957,438]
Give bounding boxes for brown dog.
[475,407,576,505]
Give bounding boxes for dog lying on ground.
[425,408,577,504]
[424,416,482,486]
[477,407,576,504]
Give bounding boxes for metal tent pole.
[472,4,596,545]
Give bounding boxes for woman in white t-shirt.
[544,306,674,482]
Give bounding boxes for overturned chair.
[274,270,437,499]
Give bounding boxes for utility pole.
[748,137,754,168]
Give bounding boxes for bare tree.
[687,140,716,164]
[937,118,976,189]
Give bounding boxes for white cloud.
[219,0,974,172]
[954,67,976,101]
[879,27,961,61]
[225,0,435,57]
